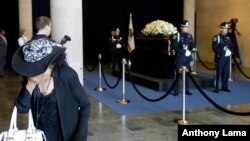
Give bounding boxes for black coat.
[15,65,90,141]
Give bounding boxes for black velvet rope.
[196,51,216,70]
[188,73,250,116]
[126,63,179,102]
[233,57,250,79]
[101,66,121,89]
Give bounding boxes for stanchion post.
[191,50,197,75]
[228,54,233,81]
[117,58,130,104]
[178,66,189,125]
[95,54,106,92]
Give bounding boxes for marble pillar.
[50,0,84,85]
[183,0,195,37]
[18,0,33,39]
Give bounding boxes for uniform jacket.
[172,32,195,68]
[15,65,90,141]
[212,34,233,62]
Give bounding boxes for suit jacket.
[15,65,90,141]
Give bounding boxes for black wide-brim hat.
[12,46,66,77]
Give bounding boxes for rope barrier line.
[84,64,97,72]
[96,58,250,115]
[233,57,250,79]
[101,67,121,89]
[126,64,179,102]
[188,73,250,116]
[196,51,216,70]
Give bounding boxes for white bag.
[0,106,46,141]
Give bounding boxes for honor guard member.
[172,20,196,96]
[212,22,233,93]
[110,28,127,73]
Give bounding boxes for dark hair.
[51,53,67,71]
[35,16,51,31]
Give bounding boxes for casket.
[130,36,175,79]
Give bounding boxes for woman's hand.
[25,74,44,94]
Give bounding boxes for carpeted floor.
[84,70,250,115]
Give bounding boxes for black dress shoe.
[222,88,231,92]
[172,92,179,96]
[186,91,192,95]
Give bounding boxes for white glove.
[185,50,191,57]
[116,43,122,49]
[225,49,231,57]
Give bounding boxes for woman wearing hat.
[12,16,90,141]
[212,22,234,93]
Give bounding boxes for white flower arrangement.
[141,20,177,37]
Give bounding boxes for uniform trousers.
[215,56,230,89]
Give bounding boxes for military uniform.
[173,32,195,69]
[212,22,233,93]
[172,20,195,96]
[110,34,126,73]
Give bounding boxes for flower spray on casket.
[141,20,177,37]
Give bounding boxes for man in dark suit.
[172,20,196,96]
[0,29,7,77]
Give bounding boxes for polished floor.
[1,63,250,141]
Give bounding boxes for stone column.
[183,0,195,37]
[18,0,33,39]
[50,0,84,85]
[184,0,196,72]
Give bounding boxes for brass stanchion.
[228,54,233,81]
[95,54,106,92]
[177,66,189,125]
[117,58,130,104]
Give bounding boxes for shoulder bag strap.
[27,109,36,132]
[26,108,47,141]
[9,106,18,132]
[0,132,3,140]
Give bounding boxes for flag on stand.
[127,13,135,53]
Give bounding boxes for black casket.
[130,36,175,79]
